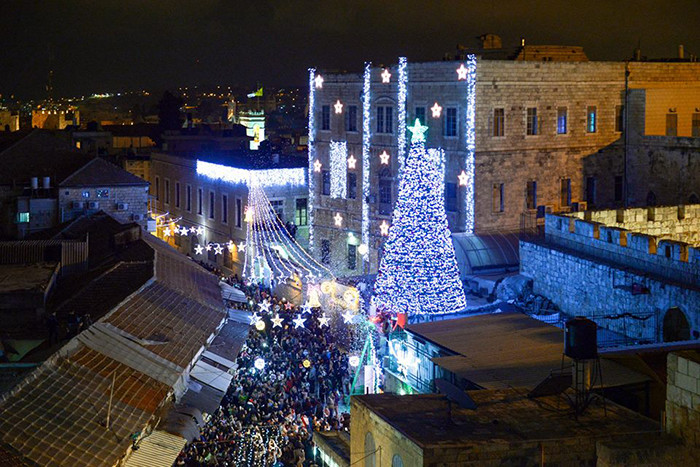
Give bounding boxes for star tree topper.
[407,118,428,143]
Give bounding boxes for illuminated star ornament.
[189,226,197,234]
[205,244,212,252]
[194,244,204,255]
[180,227,189,236]
[163,227,171,237]
[334,100,343,114]
[300,303,312,315]
[238,242,246,251]
[407,118,428,143]
[313,159,322,172]
[293,314,306,328]
[381,68,391,83]
[258,300,271,313]
[314,74,324,89]
[379,151,390,165]
[456,63,468,80]
[458,170,469,186]
[431,102,442,118]
[334,212,343,227]
[196,226,204,236]
[318,314,330,327]
[213,244,223,255]
[379,220,390,236]
[271,314,284,328]
[249,313,262,325]
[342,310,355,324]
[347,154,357,169]
[284,302,294,311]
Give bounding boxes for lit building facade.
[309,57,700,275]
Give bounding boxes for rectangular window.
[557,107,567,134]
[492,183,504,213]
[445,182,457,212]
[347,244,357,270]
[164,179,171,204]
[295,198,308,226]
[666,113,678,137]
[560,178,571,207]
[155,176,160,201]
[175,182,180,208]
[614,175,623,202]
[526,181,537,210]
[347,172,357,199]
[379,179,392,205]
[222,194,228,224]
[692,113,700,137]
[322,170,331,196]
[526,107,538,135]
[236,198,242,228]
[586,177,596,206]
[197,188,203,215]
[186,185,192,212]
[321,105,330,131]
[444,107,457,137]
[415,107,426,125]
[376,106,394,134]
[270,200,284,220]
[346,105,357,132]
[615,105,624,132]
[16,212,29,223]
[209,191,215,219]
[587,106,597,133]
[321,240,331,265]
[493,108,505,137]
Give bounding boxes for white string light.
[308,68,317,252]
[196,160,306,188]
[397,57,407,173]
[464,55,477,233]
[361,61,372,263]
[329,140,347,199]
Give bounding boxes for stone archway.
[663,307,691,342]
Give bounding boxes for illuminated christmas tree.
[372,119,467,315]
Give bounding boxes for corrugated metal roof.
[123,431,187,467]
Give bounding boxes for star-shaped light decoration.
[431,102,442,118]
[189,226,197,234]
[163,227,171,237]
[334,212,343,227]
[381,68,391,83]
[181,227,190,236]
[271,314,284,328]
[407,118,429,143]
[284,302,294,311]
[293,314,306,328]
[314,74,324,89]
[213,244,223,255]
[347,154,357,169]
[458,170,469,186]
[379,220,390,236]
[196,226,204,236]
[205,244,212,252]
[342,310,355,324]
[318,314,330,327]
[334,100,343,114]
[456,63,468,80]
[379,150,390,165]
[238,242,246,251]
[249,313,261,325]
[194,244,204,255]
[300,302,312,315]
[313,159,322,172]
[258,300,271,314]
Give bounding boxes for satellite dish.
[435,378,477,410]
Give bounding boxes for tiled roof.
[59,157,148,187]
[0,230,226,466]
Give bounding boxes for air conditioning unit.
[132,213,144,221]
[72,201,85,209]
[116,202,129,211]
[88,201,99,210]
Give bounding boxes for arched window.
[663,307,690,342]
[392,454,405,467]
[646,191,657,207]
[364,432,376,467]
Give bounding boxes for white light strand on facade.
[308,68,317,251]
[361,61,372,262]
[196,160,306,188]
[329,140,347,199]
[397,57,408,173]
[464,55,477,234]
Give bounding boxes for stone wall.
[59,185,148,228]
[666,352,700,447]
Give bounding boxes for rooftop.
[59,157,149,187]
[353,389,660,449]
[0,263,57,294]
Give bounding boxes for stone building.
[309,40,700,275]
[149,150,309,275]
[520,205,700,345]
[0,109,19,132]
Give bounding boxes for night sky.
[2,0,699,99]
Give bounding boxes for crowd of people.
[177,279,352,466]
